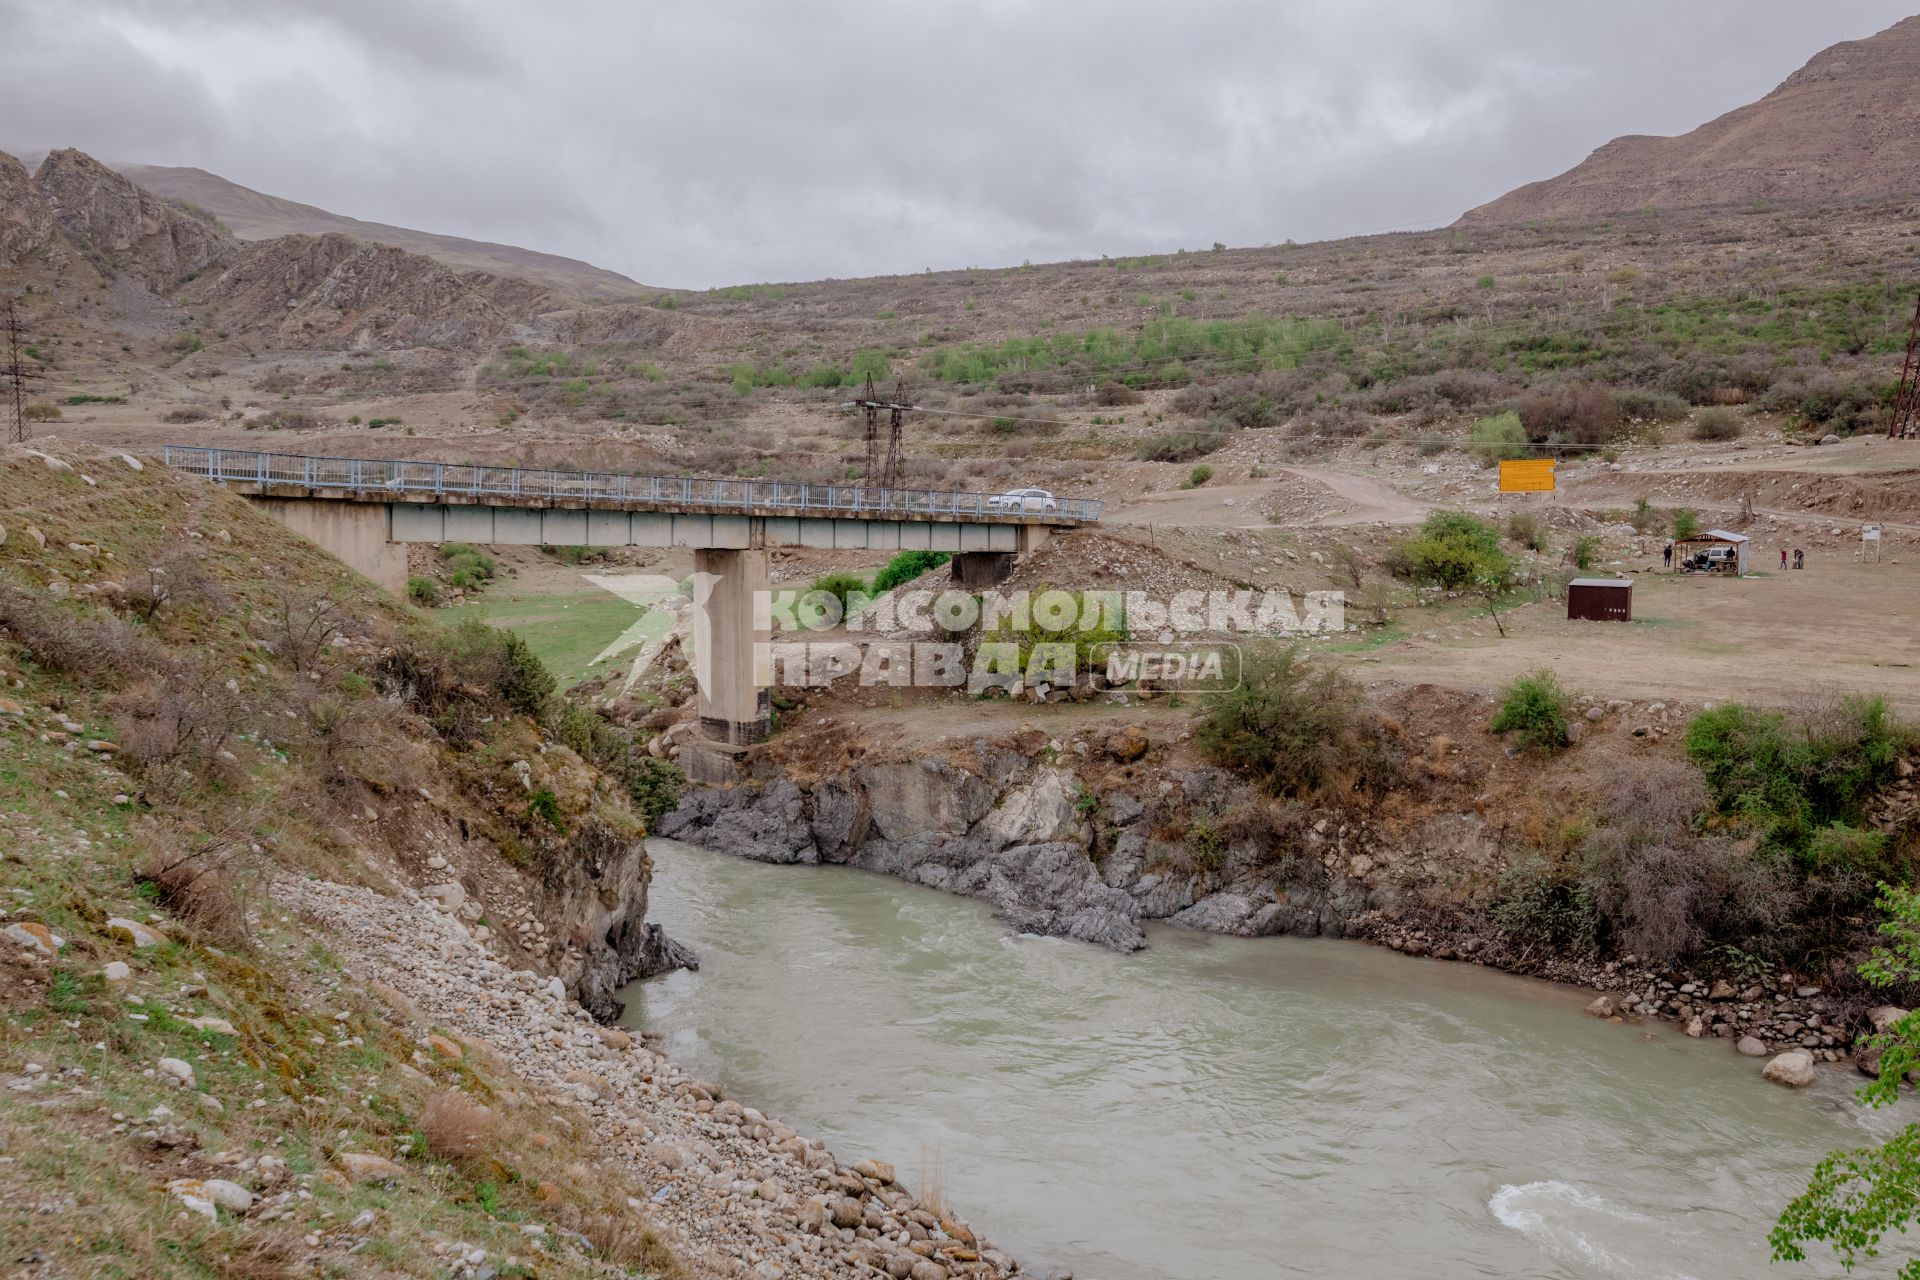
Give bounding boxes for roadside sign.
[1863,524,1882,541]
[1499,458,1557,493]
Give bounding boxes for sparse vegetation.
[1489,670,1574,754]
[1195,644,1397,799]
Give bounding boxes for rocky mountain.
[117,161,653,301]
[0,146,549,349]
[1460,15,1920,224]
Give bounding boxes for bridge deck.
[163,446,1101,526]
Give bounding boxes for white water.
[622,839,1905,1279]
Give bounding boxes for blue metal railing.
[160,446,1104,523]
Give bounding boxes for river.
[621,839,1901,1279]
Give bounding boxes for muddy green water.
[621,839,1901,1279]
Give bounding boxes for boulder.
[337,1153,406,1183]
[4,921,62,957]
[1736,1036,1769,1058]
[830,1196,865,1229]
[101,960,131,983]
[1584,995,1616,1018]
[422,882,465,913]
[1102,726,1149,763]
[852,1158,895,1185]
[1708,980,1736,1001]
[1168,893,1259,936]
[1869,1005,1910,1033]
[1762,1050,1816,1088]
[156,1057,195,1086]
[105,916,165,948]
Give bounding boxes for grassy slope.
[0,446,679,1279]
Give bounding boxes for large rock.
[1168,893,1259,936]
[1736,1036,1768,1057]
[975,769,1087,850]
[33,148,231,290]
[1762,1050,1817,1088]
[657,781,817,864]
[0,151,56,263]
[857,759,996,842]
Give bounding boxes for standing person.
[1780,547,1789,570]
[1663,542,1673,570]
[1794,547,1805,570]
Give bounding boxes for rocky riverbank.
[279,876,1030,1280]
[655,722,1895,1077]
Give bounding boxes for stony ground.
[275,877,1029,1280]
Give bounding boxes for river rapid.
[621,839,1901,1280]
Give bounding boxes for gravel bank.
[278,877,1029,1280]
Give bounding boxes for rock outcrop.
[0,151,55,264]
[33,147,232,290]
[658,744,1386,954]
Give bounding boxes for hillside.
[119,162,655,302]
[1460,14,1920,224]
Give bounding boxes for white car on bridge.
[985,486,1058,513]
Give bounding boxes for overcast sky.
[2,1,1914,289]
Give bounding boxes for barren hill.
[117,161,653,301]
[1460,14,1920,224]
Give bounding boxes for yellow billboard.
[1499,458,1557,493]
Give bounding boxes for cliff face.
[1460,15,1920,224]
[0,151,56,264]
[33,147,233,289]
[179,231,523,347]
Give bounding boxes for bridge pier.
[253,497,408,596]
[690,548,771,755]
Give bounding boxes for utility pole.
[847,374,910,489]
[1890,291,1920,440]
[3,299,48,445]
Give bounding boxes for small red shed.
[1567,577,1633,622]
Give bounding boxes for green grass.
[443,591,646,688]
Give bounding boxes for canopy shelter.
[1674,529,1749,575]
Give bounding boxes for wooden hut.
[1567,578,1633,622]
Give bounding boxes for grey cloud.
[2,0,1914,287]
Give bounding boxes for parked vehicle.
[985,486,1058,513]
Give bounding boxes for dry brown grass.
[419,1090,498,1162]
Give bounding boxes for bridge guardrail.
[161,446,1103,523]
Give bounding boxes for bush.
[1684,696,1914,864]
[1692,407,1744,441]
[1094,381,1142,406]
[626,757,686,826]
[1134,428,1224,462]
[1615,388,1690,423]
[1466,410,1529,465]
[810,571,871,617]
[1515,381,1623,444]
[1195,644,1398,799]
[1490,858,1598,954]
[1393,510,1509,591]
[162,406,211,424]
[22,402,61,421]
[1672,508,1701,540]
[1490,670,1573,753]
[441,543,495,591]
[1184,464,1213,489]
[1506,512,1547,552]
[872,550,951,594]
[407,576,441,607]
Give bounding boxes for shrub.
[529,787,565,832]
[1506,512,1547,552]
[162,406,211,424]
[872,550,951,594]
[0,579,160,684]
[22,402,61,421]
[1490,858,1597,954]
[1393,510,1509,591]
[1672,508,1701,540]
[1465,411,1529,465]
[1692,407,1744,441]
[1184,464,1213,489]
[1515,380,1623,444]
[1134,426,1226,462]
[1615,388,1689,423]
[1684,696,1914,864]
[407,576,441,606]
[1490,670,1573,753]
[1573,535,1602,571]
[626,757,686,826]
[1094,381,1142,406]
[1195,644,1398,798]
[441,543,495,591]
[811,571,871,618]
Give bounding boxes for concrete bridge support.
[690,547,771,753]
[253,498,407,595]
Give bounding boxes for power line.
[592,84,1768,270]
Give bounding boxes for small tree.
[1673,508,1702,541]
[1774,884,1920,1277]
[1466,411,1529,465]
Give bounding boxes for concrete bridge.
[163,446,1099,760]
